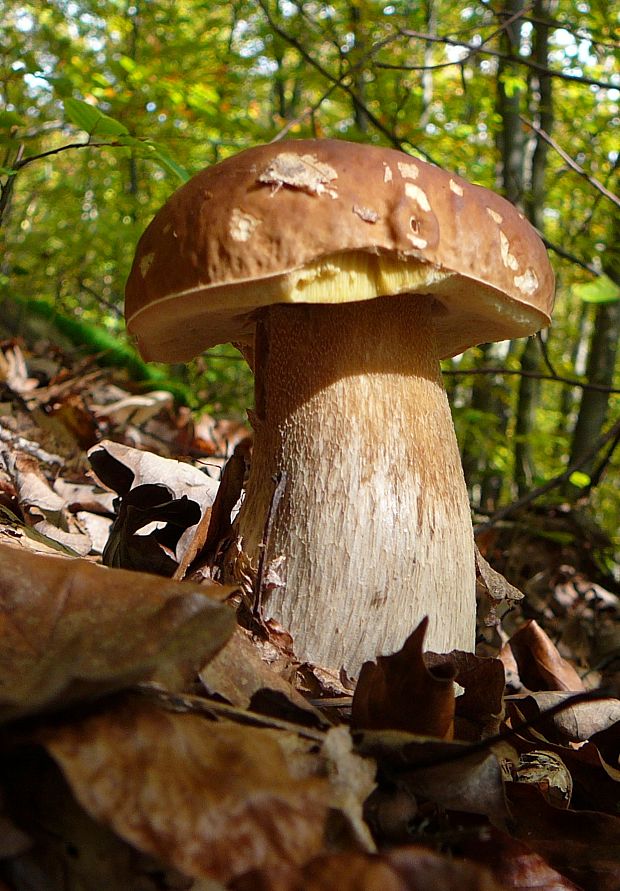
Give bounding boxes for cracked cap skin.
[125,138,555,362]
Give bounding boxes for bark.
[567,216,620,486]
[495,0,526,205]
[227,297,476,676]
[349,1,369,132]
[514,0,556,495]
[462,0,528,508]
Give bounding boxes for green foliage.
[574,275,620,305]
[0,0,618,538]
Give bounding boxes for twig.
[253,470,287,618]
[442,366,620,395]
[474,416,620,533]
[256,0,440,164]
[359,687,618,773]
[541,237,600,275]
[380,29,617,90]
[0,143,25,227]
[521,116,620,208]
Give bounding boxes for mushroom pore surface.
[226,294,475,676]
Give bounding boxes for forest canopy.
[1,0,618,542]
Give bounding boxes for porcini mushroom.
[125,139,554,676]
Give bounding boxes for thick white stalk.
[232,296,476,676]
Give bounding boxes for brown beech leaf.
[351,619,456,739]
[504,705,620,817]
[507,620,585,692]
[424,652,505,741]
[506,783,620,891]
[461,822,583,890]
[506,691,620,744]
[42,698,331,884]
[89,440,219,574]
[199,627,327,729]
[356,731,513,828]
[230,847,503,891]
[0,542,236,720]
[475,545,524,624]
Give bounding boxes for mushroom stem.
[231,295,475,675]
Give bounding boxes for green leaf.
[0,166,18,176]
[574,275,620,304]
[63,98,129,138]
[569,471,591,489]
[0,111,25,130]
[118,135,190,182]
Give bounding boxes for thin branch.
[542,237,600,275]
[474,416,620,533]
[10,140,115,171]
[0,142,25,227]
[256,0,439,163]
[443,366,620,394]
[380,29,617,90]
[521,116,620,208]
[535,332,559,379]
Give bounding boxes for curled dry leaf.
[507,620,585,692]
[42,698,331,884]
[506,691,620,744]
[509,749,573,809]
[423,651,505,741]
[89,439,219,575]
[351,619,456,739]
[0,542,236,721]
[475,545,524,624]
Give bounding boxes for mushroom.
[125,139,554,677]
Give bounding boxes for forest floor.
[0,333,619,891]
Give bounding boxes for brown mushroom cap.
[125,139,554,362]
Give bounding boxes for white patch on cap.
[405,182,431,212]
[398,161,420,180]
[140,252,155,278]
[486,208,503,224]
[230,208,261,242]
[383,164,393,183]
[407,233,428,250]
[514,269,539,294]
[258,153,338,198]
[449,179,464,196]
[353,204,379,223]
[500,231,519,271]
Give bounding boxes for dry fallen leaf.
[351,619,456,739]
[506,691,620,744]
[43,698,331,884]
[229,846,503,891]
[89,439,219,574]
[506,783,620,891]
[507,620,585,692]
[356,730,514,829]
[0,542,236,721]
[423,651,505,741]
[199,627,326,728]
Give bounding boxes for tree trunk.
[567,216,620,486]
[514,0,556,495]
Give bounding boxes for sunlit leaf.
[569,470,591,489]
[574,275,620,304]
[63,97,129,138]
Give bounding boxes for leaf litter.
[0,334,618,890]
